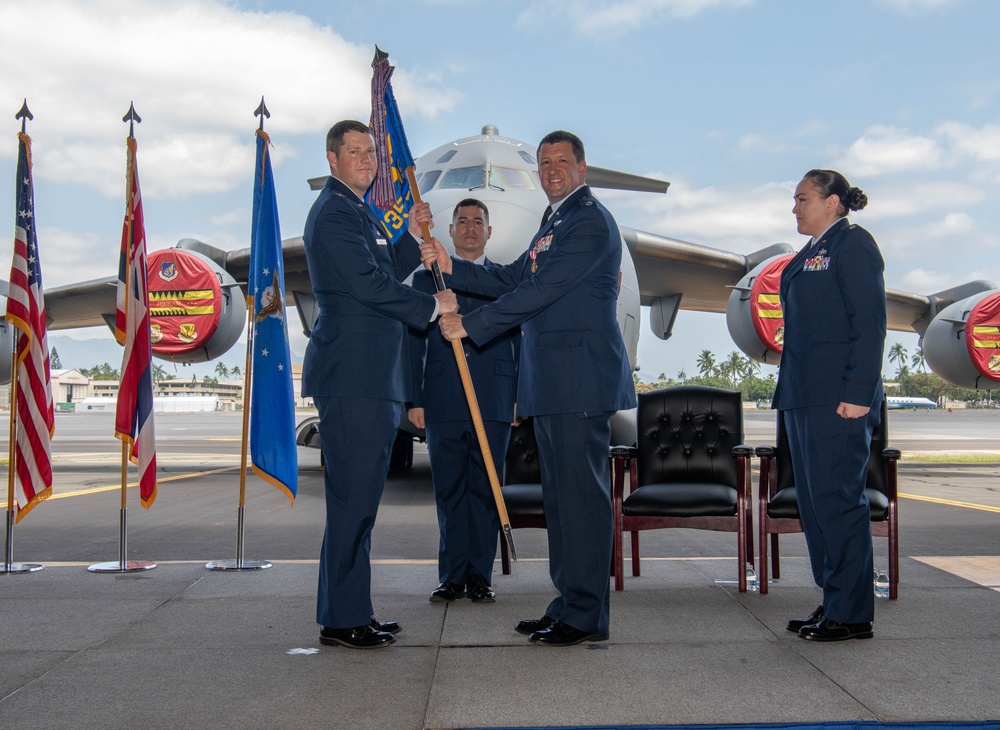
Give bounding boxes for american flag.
[114,136,157,508]
[5,132,54,523]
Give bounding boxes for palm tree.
[214,362,230,380]
[231,365,242,379]
[152,364,167,384]
[677,368,687,383]
[910,347,926,373]
[722,351,745,385]
[696,350,716,378]
[888,342,908,378]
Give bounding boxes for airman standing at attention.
[408,198,519,606]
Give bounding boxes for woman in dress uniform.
[773,169,887,642]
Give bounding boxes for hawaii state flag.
[366,46,416,245]
[114,136,157,508]
[248,129,296,502]
[5,131,54,523]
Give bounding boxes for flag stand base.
[88,560,156,573]
[87,509,156,573]
[1,563,44,574]
[205,559,272,571]
[205,507,271,570]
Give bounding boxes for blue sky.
[1,0,998,380]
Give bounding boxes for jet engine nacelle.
[922,291,1000,390]
[145,248,246,363]
[725,253,793,365]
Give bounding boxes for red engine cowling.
[146,248,246,363]
[725,254,793,365]
[922,291,1000,390]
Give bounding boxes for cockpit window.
[439,166,486,190]
[417,170,442,195]
[436,150,458,164]
[489,166,536,191]
[518,151,536,165]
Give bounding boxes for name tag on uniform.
[376,238,388,246]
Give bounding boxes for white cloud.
[37,226,120,287]
[604,176,797,252]
[862,180,987,220]
[0,0,458,200]
[880,0,966,14]
[935,122,1000,162]
[836,125,944,176]
[518,0,752,38]
[897,267,994,294]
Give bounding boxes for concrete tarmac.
[2,409,1000,729]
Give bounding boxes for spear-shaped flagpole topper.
[15,99,32,135]
[255,96,270,131]
[123,102,141,139]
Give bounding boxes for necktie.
[541,206,552,227]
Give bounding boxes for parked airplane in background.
[3,126,997,459]
[887,396,938,409]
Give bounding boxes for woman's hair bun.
[845,186,868,212]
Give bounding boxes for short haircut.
[326,120,371,154]
[537,130,585,163]
[452,198,490,225]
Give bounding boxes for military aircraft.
[6,125,999,463]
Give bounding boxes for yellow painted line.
[899,492,1000,514]
[43,466,241,502]
[913,556,1000,588]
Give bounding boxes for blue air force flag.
[249,129,297,502]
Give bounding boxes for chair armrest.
[732,444,754,458]
[882,448,901,461]
[755,444,776,501]
[610,445,638,459]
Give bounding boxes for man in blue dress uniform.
[429,131,636,646]
[408,198,519,604]
[302,120,457,649]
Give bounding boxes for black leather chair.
[499,418,545,574]
[611,386,755,592]
[756,400,900,598]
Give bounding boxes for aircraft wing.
[623,225,937,333]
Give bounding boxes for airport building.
[0,366,310,412]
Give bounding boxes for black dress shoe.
[466,575,496,603]
[515,615,555,636]
[529,620,609,647]
[786,605,825,633]
[370,617,402,634]
[319,624,396,649]
[429,582,465,603]
[799,618,873,642]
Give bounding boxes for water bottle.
[745,563,759,592]
[874,570,889,598]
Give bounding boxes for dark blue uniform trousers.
[783,405,879,624]
[315,395,403,629]
[534,411,614,634]
[426,420,508,585]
